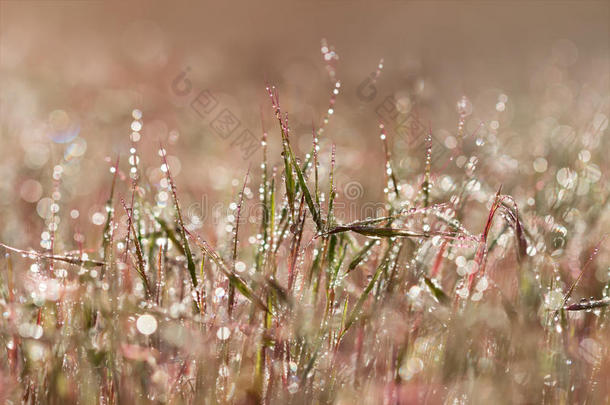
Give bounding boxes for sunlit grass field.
[0,36,609,404]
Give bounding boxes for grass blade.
[159,143,198,289]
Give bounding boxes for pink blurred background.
[0,1,608,247]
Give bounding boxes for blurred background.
[0,0,608,249]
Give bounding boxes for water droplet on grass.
[136,314,158,335]
[217,327,231,340]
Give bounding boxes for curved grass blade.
[326,225,428,239]
[424,277,449,305]
[267,86,295,219]
[229,169,250,315]
[287,142,323,232]
[0,242,105,268]
[186,229,268,313]
[347,240,376,273]
[339,267,381,339]
[564,297,610,311]
[121,197,151,297]
[160,143,198,289]
[101,155,120,277]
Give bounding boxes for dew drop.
[136,314,158,335]
[217,327,231,340]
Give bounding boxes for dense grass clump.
[0,68,609,404]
